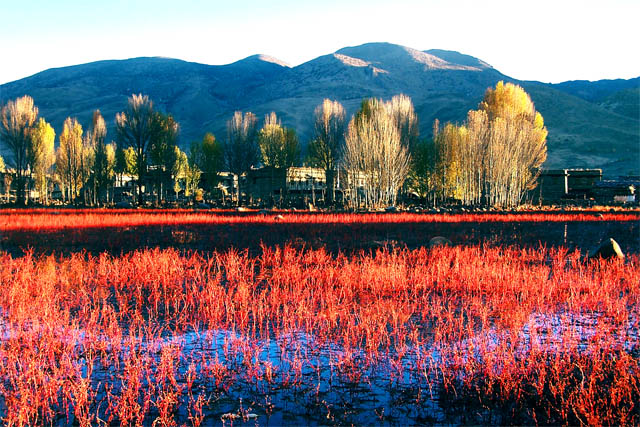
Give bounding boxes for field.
[0,210,638,425]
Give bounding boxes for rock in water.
[589,238,624,260]
[428,236,452,248]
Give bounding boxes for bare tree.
[0,96,39,204]
[387,94,419,201]
[116,94,156,205]
[225,111,258,204]
[387,94,419,150]
[342,98,411,209]
[308,99,345,204]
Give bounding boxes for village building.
[593,176,638,204]
[533,168,603,204]
[246,166,326,207]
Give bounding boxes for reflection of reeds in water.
[0,243,637,425]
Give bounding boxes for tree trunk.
[326,169,335,206]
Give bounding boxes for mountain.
[0,42,638,177]
[551,77,640,102]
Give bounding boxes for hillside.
[551,77,640,102]
[0,42,638,176]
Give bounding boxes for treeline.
[0,81,546,208]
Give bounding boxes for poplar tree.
[430,81,547,207]
[149,112,179,202]
[309,99,345,204]
[0,95,39,204]
[258,112,300,206]
[91,111,116,205]
[258,112,299,169]
[116,94,156,205]
[114,146,137,188]
[28,118,55,204]
[343,98,411,209]
[225,111,258,204]
[190,132,223,194]
[56,118,89,203]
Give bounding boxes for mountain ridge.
[0,42,638,177]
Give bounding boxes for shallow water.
[2,306,636,425]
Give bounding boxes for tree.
[258,112,300,169]
[114,146,137,189]
[308,99,345,204]
[56,117,93,204]
[406,138,436,202]
[28,118,55,204]
[342,98,411,209]
[258,112,300,206]
[93,142,116,204]
[115,94,156,205]
[190,132,223,196]
[0,95,39,204]
[225,111,258,204]
[89,110,115,204]
[182,150,201,200]
[387,94,419,150]
[170,147,190,199]
[429,81,547,208]
[149,112,179,203]
[479,81,547,207]
[432,120,465,203]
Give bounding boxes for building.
[246,166,326,206]
[566,169,602,199]
[536,169,568,203]
[533,168,602,204]
[593,176,638,204]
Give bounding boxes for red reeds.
[0,240,637,425]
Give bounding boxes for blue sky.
[1,0,638,84]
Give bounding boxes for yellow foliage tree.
[479,81,547,206]
[56,118,93,203]
[28,118,55,204]
[430,81,547,207]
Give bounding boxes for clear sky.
[1,0,638,85]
